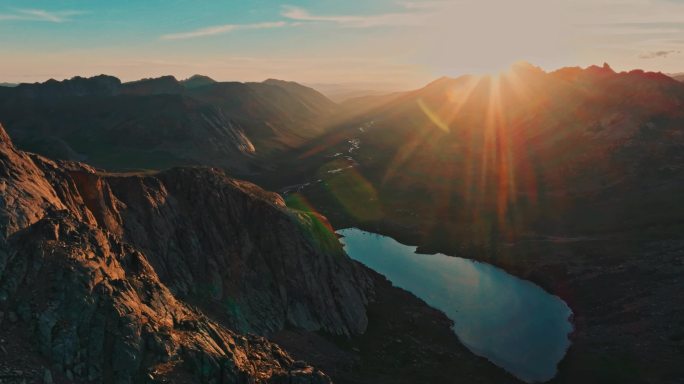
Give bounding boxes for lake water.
[338,228,573,383]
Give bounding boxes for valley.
[1,64,684,384]
[5,1,684,382]
[256,64,684,383]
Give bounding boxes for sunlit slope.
[280,63,684,243]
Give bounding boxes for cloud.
[281,5,429,28]
[162,3,431,41]
[161,21,289,40]
[0,8,82,23]
[638,49,680,59]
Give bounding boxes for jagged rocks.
[0,123,370,383]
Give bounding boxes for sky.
[1,0,684,88]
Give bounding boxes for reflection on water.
[338,228,573,383]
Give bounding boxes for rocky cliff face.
[0,123,372,383]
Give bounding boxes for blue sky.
[1,0,683,87]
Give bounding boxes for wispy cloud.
[281,5,429,28]
[639,49,680,59]
[161,21,288,40]
[161,4,430,41]
[0,8,83,23]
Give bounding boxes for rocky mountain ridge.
[0,123,371,383]
[0,75,337,175]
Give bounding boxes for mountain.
[670,72,684,82]
[2,75,122,98]
[0,75,337,175]
[305,82,404,103]
[261,63,684,382]
[122,75,184,95]
[275,62,684,239]
[0,83,17,88]
[180,74,217,89]
[6,63,684,382]
[0,121,521,384]
[0,123,371,383]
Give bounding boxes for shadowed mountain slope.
[0,75,337,175]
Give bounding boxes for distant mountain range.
[669,72,684,82]
[271,63,684,238]
[0,74,336,174]
[305,82,404,103]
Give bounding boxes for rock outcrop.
[0,123,372,383]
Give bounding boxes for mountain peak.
[124,75,179,84]
[263,78,295,84]
[122,75,183,95]
[509,61,546,76]
[585,62,615,76]
[180,74,216,88]
[262,78,304,88]
[187,74,214,81]
[14,75,122,98]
